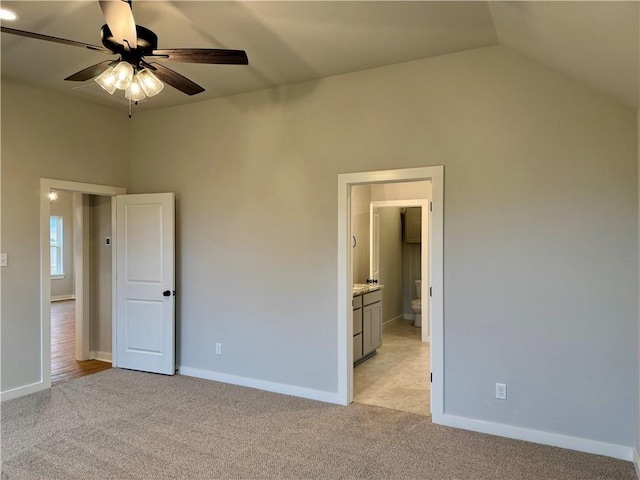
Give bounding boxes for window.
[50,215,63,276]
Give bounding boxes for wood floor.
[51,300,111,385]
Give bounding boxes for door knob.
[163,290,171,297]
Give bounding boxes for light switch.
[0,253,7,267]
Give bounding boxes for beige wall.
[1,44,637,450]
[127,46,637,446]
[0,81,129,391]
[89,195,112,357]
[50,190,74,298]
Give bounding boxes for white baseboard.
[51,294,75,302]
[633,448,639,479]
[89,351,112,363]
[433,413,634,462]
[179,366,342,405]
[1,380,47,402]
[382,314,405,327]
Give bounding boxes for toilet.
[411,280,422,327]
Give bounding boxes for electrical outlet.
[496,383,507,400]
[215,343,222,355]
[0,253,7,267]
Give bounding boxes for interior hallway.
[354,319,430,416]
[51,300,111,385]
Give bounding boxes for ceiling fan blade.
[64,60,115,81]
[145,62,205,96]
[150,49,248,65]
[99,0,137,49]
[1,26,112,53]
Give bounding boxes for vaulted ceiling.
[1,1,638,111]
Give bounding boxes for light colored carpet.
[1,369,635,480]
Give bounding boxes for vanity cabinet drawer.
[363,290,381,306]
[353,307,363,335]
[352,295,363,308]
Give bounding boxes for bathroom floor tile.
[353,319,430,417]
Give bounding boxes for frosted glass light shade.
[125,77,146,101]
[137,69,164,97]
[94,66,117,94]
[112,61,134,90]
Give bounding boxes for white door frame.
[40,178,125,388]
[370,199,430,343]
[72,192,89,361]
[337,166,443,417]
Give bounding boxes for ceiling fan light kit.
[94,63,163,102]
[137,69,164,97]
[111,61,134,90]
[0,0,249,115]
[95,66,118,94]
[125,76,146,101]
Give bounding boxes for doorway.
[337,166,443,420]
[40,179,126,389]
[49,190,113,384]
[353,197,431,415]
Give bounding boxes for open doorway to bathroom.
[351,182,431,416]
[338,166,443,417]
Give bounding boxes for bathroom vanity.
[352,285,382,365]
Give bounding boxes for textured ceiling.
[1,1,638,111]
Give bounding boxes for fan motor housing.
[100,24,158,62]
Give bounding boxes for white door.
[370,206,380,282]
[115,193,175,375]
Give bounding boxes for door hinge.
[430,201,433,212]
[430,372,432,383]
[429,286,432,297]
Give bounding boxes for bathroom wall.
[371,182,430,321]
[351,185,371,284]
[50,190,74,299]
[378,207,403,324]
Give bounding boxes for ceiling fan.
[1,0,248,113]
